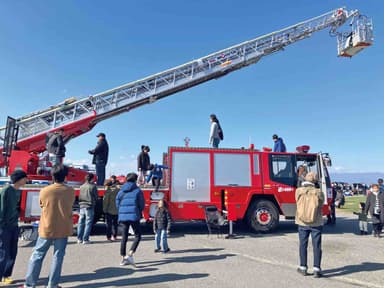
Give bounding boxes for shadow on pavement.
[138,253,235,268]
[170,248,224,254]
[60,267,155,286]
[323,262,384,277]
[72,272,209,287]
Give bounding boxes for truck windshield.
[269,154,319,187]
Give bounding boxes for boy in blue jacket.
[146,164,168,192]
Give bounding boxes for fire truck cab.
[146,145,332,233]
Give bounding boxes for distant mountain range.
[330,172,384,184]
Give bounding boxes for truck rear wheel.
[247,200,279,233]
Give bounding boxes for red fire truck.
[15,145,332,233]
[0,8,371,232]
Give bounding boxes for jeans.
[77,207,94,242]
[49,154,61,166]
[105,213,118,239]
[211,138,220,148]
[0,226,19,278]
[359,221,368,232]
[155,229,169,251]
[25,237,68,288]
[95,164,106,186]
[120,221,141,256]
[152,178,161,192]
[298,225,322,269]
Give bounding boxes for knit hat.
[305,172,317,183]
[11,170,28,184]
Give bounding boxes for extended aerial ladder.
[0,7,373,171]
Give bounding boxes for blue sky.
[0,0,383,177]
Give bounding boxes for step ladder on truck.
[0,7,373,233]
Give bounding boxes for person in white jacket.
[209,114,221,148]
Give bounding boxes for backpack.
[217,123,224,140]
[296,187,320,224]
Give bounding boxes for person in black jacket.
[153,200,171,253]
[46,129,66,165]
[0,170,28,285]
[137,145,150,184]
[365,184,384,237]
[89,133,109,186]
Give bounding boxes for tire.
[247,200,279,233]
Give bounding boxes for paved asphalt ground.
[10,212,384,288]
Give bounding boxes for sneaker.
[296,267,308,276]
[313,270,323,278]
[111,236,116,241]
[125,255,136,267]
[119,259,128,266]
[82,240,91,245]
[163,248,171,254]
[2,277,13,284]
[154,248,161,253]
[77,239,82,244]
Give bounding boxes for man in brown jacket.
[295,172,324,278]
[21,165,75,288]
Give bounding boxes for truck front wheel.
[247,200,279,233]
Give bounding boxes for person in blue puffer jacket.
[116,173,144,266]
[272,134,287,152]
[146,164,168,192]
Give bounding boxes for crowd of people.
[0,165,172,287]
[1,114,383,285]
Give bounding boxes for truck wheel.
[247,200,279,233]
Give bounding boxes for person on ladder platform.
[46,129,66,165]
[88,133,109,186]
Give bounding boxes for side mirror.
[322,153,332,167]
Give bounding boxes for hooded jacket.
[146,164,168,182]
[116,182,144,222]
[273,138,286,152]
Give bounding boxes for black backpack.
[217,123,224,140]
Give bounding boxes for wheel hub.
[256,209,271,225]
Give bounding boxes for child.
[146,164,168,192]
[365,184,384,238]
[153,200,171,253]
[103,178,120,241]
[353,202,368,235]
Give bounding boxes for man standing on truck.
[272,134,286,152]
[88,133,109,186]
[21,164,75,288]
[0,170,28,285]
[77,173,98,244]
[137,145,150,185]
